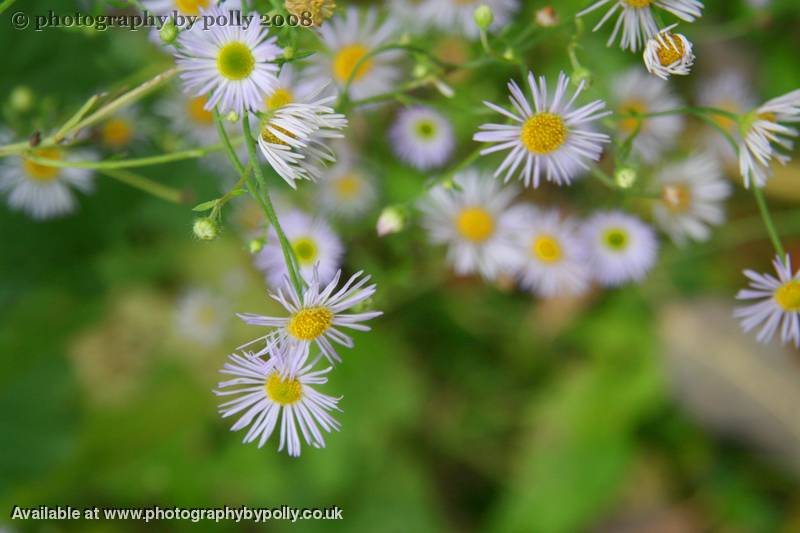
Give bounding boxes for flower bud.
[376,206,406,237]
[571,66,592,88]
[193,217,219,240]
[160,21,178,44]
[225,111,239,122]
[9,86,34,112]
[614,166,637,189]
[282,46,295,60]
[248,237,265,253]
[473,5,494,31]
[535,7,559,28]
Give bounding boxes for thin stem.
[0,0,18,14]
[22,143,228,170]
[619,106,740,122]
[240,112,304,297]
[753,186,787,259]
[99,169,185,204]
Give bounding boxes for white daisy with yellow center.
[174,289,229,347]
[238,268,382,366]
[643,26,695,80]
[474,71,611,188]
[736,255,800,348]
[582,210,658,287]
[419,168,521,280]
[174,5,282,114]
[577,0,704,51]
[98,108,141,151]
[653,153,731,246]
[417,0,519,39]
[697,71,756,166]
[0,143,96,220]
[614,68,685,164]
[255,209,344,289]
[510,206,591,298]
[738,89,800,188]
[306,7,401,100]
[157,91,223,145]
[316,144,377,218]
[389,106,455,171]
[215,345,341,456]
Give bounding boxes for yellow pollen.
[291,237,318,265]
[456,207,494,242]
[603,228,629,251]
[619,100,647,134]
[265,373,302,405]
[661,184,692,213]
[532,235,562,262]
[261,124,296,146]
[775,281,800,311]
[101,118,134,149]
[288,307,333,340]
[22,148,62,182]
[758,111,776,122]
[187,96,214,126]
[334,174,362,199]
[520,113,567,154]
[655,33,685,66]
[624,0,653,7]
[175,0,210,15]
[266,88,294,110]
[217,42,255,81]
[332,44,373,83]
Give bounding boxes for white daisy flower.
[510,205,591,298]
[417,0,519,39]
[613,68,685,163]
[174,288,229,347]
[576,0,704,52]
[98,107,142,151]
[643,26,695,80]
[259,64,330,113]
[696,71,756,166]
[174,5,282,114]
[256,88,348,188]
[215,345,341,456]
[582,211,658,287]
[315,144,377,218]
[157,90,225,146]
[738,89,800,188]
[238,267,382,365]
[474,71,611,188]
[306,7,401,100]
[0,146,96,220]
[418,168,521,279]
[255,209,344,289]
[389,106,455,171]
[735,254,800,348]
[653,153,731,246]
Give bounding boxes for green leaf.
[191,199,218,212]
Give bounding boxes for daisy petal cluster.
[582,211,658,287]
[390,106,455,171]
[643,26,695,80]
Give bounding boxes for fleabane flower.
[255,209,344,289]
[175,5,282,114]
[576,0,704,52]
[306,7,400,100]
[389,106,455,170]
[613,68,685,163]
[510,206,591,298]
[418,0,519,39]
[239,268,382,365]
[98,108,142,151]
[738,90,800,188]
[643,26,695,80]
[0,146,96,220]
[174,289,229,347]
[315,144,376,218]
[256,88,348,188]
[735,255,800,348]
[259,64,328,114]
[582,211,658,287]
[653,153,731,246]
[418,168,521,280]
[215,345,341,456]
[474,71,611,188]
[697,71,756,166]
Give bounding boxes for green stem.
[0,0,18,14]
[22,142,229,170]
[99,169,185,203]
[620,106,740,122]
[752,186,787,259]
[240,112,304,297]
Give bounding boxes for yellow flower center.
[661,184,692,213]
[619,100,647,134]
[101,118,134,149]
[532,235,562,262]
[187,96,214,126]
[602,228,629,251]
[332,44,373,83]
[415,120,437,139]
[22,147,62,182]
[520,113,567,154]
[291,237,318,266]
[456,207,494,242]
[710,99,740,131]
[266,88,294,111]
[334,174,362,199]
[288,307,333,340]
[261,124,296,146]
[623,0,653,7]
[285,0,337,26]
[775,281,800,311]
[196,304,218,326]
[217,42,255,81]
[265,373,302,405]
[655,33,685,66]
[175,0,210,15]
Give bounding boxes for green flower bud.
[225,111,239,122]
[193,217,219,241]
[9,86,34,113]
[473,5,494,31]
[249,237,265,253]
[376,206,406,237]
[614,166,637,189]
[282,46,295,60]
[160,21,178,44]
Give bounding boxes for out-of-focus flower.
[143,0,213,16]
[697,70,756,166]
[98,108,141,151]
[418,0,518,39]
[576,0,703,52]
[259,64,326,114]
[735,254,800,348]
[535,7,560,27]
[643,27,695,80]
[653,153,731,246]
[316,144,376,218]
[175,289,229,346]
[474,71,610,188]
[582,210,658,287]
[285,0,337,26]
[376,206,407,237]
[389,106,455,171]
[418,169,521,280]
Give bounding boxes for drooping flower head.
[643,26,695,80]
